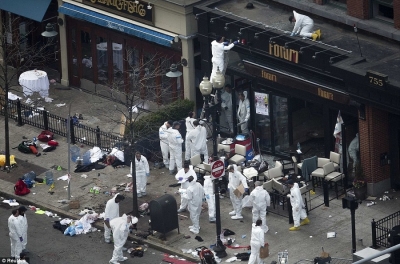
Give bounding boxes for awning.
[0,0,52,22]
[59,3,175,47]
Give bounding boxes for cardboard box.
[259,243,269,258]
[69,200,80,209]
[233,183,245,198]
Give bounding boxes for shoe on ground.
[118,257,128,262]
[109,260,120,264]
[137,193,142,198]
[300,217,310,226]
[289,226,300,231]
[141,192,147,196]
[231,215,243,220]
[177,208,186,213]
[105,239,111,244]
[229,210,236,216]
[209,217,216,223]
[189,225,194,229]
[189,228,199,234]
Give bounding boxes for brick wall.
[395,0,400,29]
[347,0,370,20]
[359,105,390,184]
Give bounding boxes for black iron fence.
[0,96,123,151]
[372,210,400,248]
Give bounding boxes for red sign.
[211,160,225,178]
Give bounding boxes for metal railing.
[371,210,400,248]
[0,96,123,151]
[294,258,352,264]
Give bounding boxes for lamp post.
[199,68,227,258]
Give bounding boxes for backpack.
[14,179,30,196]
[38,130,54,142]
[15,141,36,154]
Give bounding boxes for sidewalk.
[1,85,400,263]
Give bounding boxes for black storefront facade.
[194,4,400,195]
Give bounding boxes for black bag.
[236,252,250,261]
[15,141,35,154]
[129,247,144,258]
[43,146,56,152]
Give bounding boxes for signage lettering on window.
[268,43,299,64]
[261,70,277,82]
[318,88,333,100]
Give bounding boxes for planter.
[353,185,367,200]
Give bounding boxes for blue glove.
[223,41,229,46]
[290,32,295,37]
[205,194,210,199]
[245,188,249,193]
[233,41,239,45]
[146,173,150,177]
[19,237,23,242]
[178,177,183,181]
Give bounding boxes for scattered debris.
[55,103,66,107]
[367,202,377,207]
[327,232,336,238]
[2,199,19,207]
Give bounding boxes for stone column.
[58,0,69,87]
[180,37,196,104]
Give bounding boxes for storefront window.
[112,41,123,82]
[96,36,108,83]
[71,28,78,77]
[272,95,289,154]
[254,91,271,151]
[81,29,93,81]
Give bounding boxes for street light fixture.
[199,67,227,258]
[41,23,58,37]
[166,59,188,78]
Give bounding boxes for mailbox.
[149,194,179,237]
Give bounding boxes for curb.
[0,189,199,263]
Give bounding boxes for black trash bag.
[236,252,250,261]
[129,247,144,258]
[223,229,235,236]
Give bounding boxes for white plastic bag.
[242,195,253,208]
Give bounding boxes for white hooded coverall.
[8,214,23,258]
[168,128,184,171]
[135,155,150,194]
[237,91,251,134]
[104,195,121,242]
[159,123,170,166]
[249,223,265,264]
[228,165,249,217]
[221,90,233,133]
[186,181,205,233]
[210,40,234,82]
[203,176,216,221]
[191,125,209,161]
[291,11,314,38]
[109,214,130,263]
[289,183,307,227]
[185,117,196,160]
[18,214,28,250]
[250,186,271,232]
[175,166,197,211]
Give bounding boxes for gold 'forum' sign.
[269,43,299,64]
[84,0,154,24]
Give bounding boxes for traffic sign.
[211,160,225,178]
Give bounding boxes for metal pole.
[67,103,71,200]
[212,89,227,258]
[353,244,400,264]
[351,206,356,253]
[341,123,348,189]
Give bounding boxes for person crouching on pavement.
[286,180,309,231]
[104,194,125,243]
[176,162,197,213]
[109,214,138,264]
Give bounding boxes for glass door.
[272,95,289,155]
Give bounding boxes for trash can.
[235,134,254,160]
[149,194,179,237]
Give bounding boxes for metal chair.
[228,144,247,165]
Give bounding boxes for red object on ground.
[29,145,38,154]
[162,254,196,264]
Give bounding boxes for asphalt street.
[0,204,171,264]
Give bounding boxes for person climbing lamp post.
[199,67,227,258]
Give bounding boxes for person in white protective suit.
[287,180,310,231]
[228,165,249,220]
[18,206,29,253]
[159,120,173,168]
[250,181,271,233]
[187,120,199,157]
[176,163,198,213]
[192,120,209,162]
[185,112,196,161]
[168,121,184,174]
[8,209,23,259]
[109,214,138,264]
[237,91,251,134]
[203,175,216,222]
[210,36,237,82]
[185,176,205,234]
[289,11,321,41]
[221,84,233,133]
[135,151,150,197]
[104,194,125,243]
[248,219,265,264]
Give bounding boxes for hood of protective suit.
[291,182,299,190]
[242,91,247,100]
[229,164,238,172]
